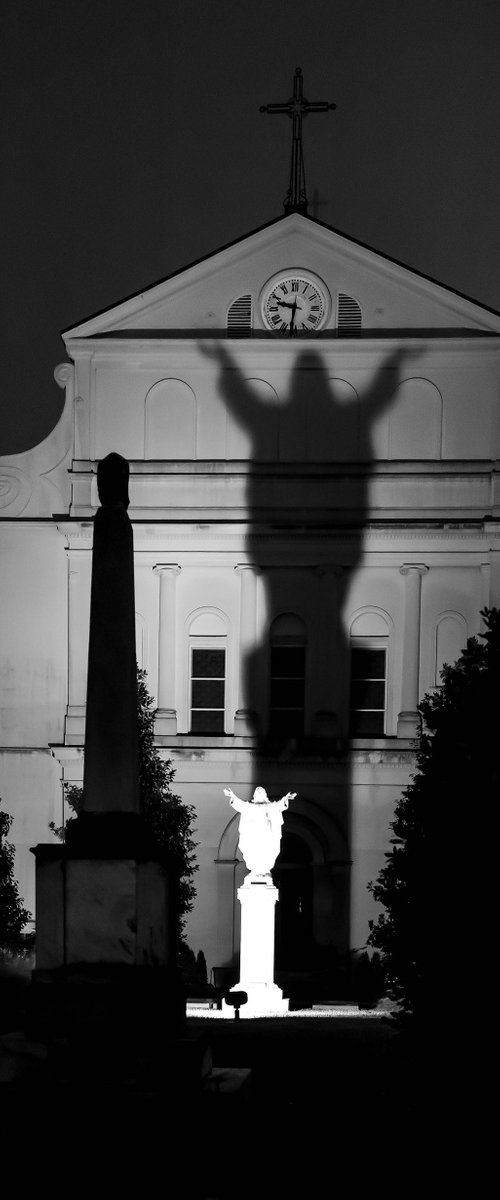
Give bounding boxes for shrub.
[0,800,31,951]
[368,608,499,1030]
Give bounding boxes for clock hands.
[277,297,299,332]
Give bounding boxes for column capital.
[153,563,181,576]
[234,563,258,575]
[399,563,429,577]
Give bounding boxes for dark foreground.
[1,1008,437,1197]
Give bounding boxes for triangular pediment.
[63,213,500,339]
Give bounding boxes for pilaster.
[64,547,92,743]
[233,564,258,735]
[154,564,181,735]
[397,563,429,738]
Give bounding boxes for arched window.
[434,612,467,685]
[349,610,389,737]
[269,613,307,737]
[145,379,196,458]
[388,379,442,459]
[188,610,227,734]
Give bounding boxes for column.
[65,547,92,743]
[234,564,258,735]
[480,562,491,629]
[154,564,181,735]
[397,563,429,738]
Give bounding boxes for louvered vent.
[227,294,253,337]
[337,293,362,334]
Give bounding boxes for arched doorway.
[273,833,314,970]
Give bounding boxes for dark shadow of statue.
[200,337,417,967]
[201,339,414,736]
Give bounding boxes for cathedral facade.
[1,212,499,981]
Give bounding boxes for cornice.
[64,336,500,360]
[49,518,500,553]
[70,458,499,477]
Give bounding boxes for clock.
[261,272,329,334]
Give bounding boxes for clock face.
[262,274,328,333]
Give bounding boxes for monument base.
[29,832,185,1065]
[33,842,171,970]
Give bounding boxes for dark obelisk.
[32,454,183,1068]
[81,452,139,820]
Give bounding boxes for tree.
[368,608,499,1030]
[136,666,198,942]
[0,800,31,949]
[52,666,198,946]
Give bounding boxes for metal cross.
[260,67,336,215]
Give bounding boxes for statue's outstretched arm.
[223,787,244,810]
[279,792,297,808]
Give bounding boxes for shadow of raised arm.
[199,340,267,432]
[363,344,425,420]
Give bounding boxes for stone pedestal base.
[225,878,289,1018]
[397,710,421,738]
[233,709,258,736]
[154,708,178,736]
[33,844,170,970]
[30,836,184,1068]
[223,982,288,1017]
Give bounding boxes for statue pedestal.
[224,878,288,1017]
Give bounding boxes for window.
[349,644,387,736]
[190,646,226,733]
[269,614,306,737]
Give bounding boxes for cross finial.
[260,67,336,215]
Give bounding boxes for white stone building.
[1,212,499,982]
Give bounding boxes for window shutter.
[227,294,253,338]
[337,293,362,334]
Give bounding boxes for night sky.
[3,0,500,455]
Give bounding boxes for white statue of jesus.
[224,786,295,881]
